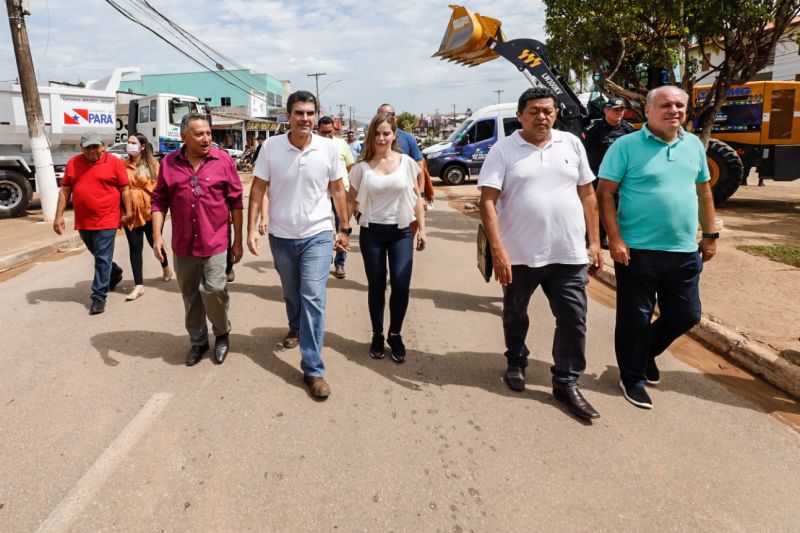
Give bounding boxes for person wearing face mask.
[346,113,427,364]
[122,133,172,300]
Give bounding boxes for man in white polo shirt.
[478,87,603,421]
[246,90,350,399]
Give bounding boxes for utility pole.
[337,103,345,129]
[451,104,457,126]
[349,106,354,130]
[306,72,325,118]
[5,0,58,221]
[493,89,504,104]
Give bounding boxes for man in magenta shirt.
[152,113,243,366]
[54,132,132,315]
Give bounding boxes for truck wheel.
[706,138,743,205]
[442,164,467,185]
[0,170,33,219]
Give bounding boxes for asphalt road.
[1,197,798,532]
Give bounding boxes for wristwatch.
[339,227,353,235]
[702,232,720,239]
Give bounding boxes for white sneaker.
[126,285,145,301]
[162,266,173,282]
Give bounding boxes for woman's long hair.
[130,132,159,181]
[358,113,399,163]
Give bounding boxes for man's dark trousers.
[614,249,703,387]
[79,229,122,303]
[502,263,589,388]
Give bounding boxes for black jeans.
[124,220,168,285]
[359,224,413,335]
[615,249,703,387]
[502,263,589,388]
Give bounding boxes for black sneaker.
[109,268,123,292]
[387,333,406,363]
[90,299,105,315]
[369,333,385,359]
[645,357,661,385]
[620,381,653,409]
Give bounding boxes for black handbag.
[477,223,492,283]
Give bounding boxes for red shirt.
[151,147,243,257]
[62,152,129,230]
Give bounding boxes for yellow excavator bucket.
[433,4,504,67]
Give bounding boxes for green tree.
[545,0,800,142]
[396,111,418,132]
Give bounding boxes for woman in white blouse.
[347,113,427,363]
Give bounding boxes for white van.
[422,103,520,185]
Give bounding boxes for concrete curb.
[0,234,85,273]
[596,264,800,399]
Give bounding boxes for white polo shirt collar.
[282,131,322,153]
[512,128,564,150]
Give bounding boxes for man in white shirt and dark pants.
[247,91,350,399]
[478,87,603,421]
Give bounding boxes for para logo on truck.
[60,95,115,129]
[63,108,113,125]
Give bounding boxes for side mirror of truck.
[128,102,139,135]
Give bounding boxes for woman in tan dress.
[123,133,172,300]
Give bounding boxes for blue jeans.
[269,231,333,377]
[615,249,703,387]
[79,229,122,303]
[502,263,589,388]
[359,224,414,335]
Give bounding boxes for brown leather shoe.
[283,330,299,349]
[303,375,331,399]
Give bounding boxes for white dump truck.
[0,67,207,218]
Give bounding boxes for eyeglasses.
[190,174,203,197]
[384,112,396,117]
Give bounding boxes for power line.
[131,0,269,94]
[104,0,270,104]
[129,0,272,99]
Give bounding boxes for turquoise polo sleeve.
[597,136,628,183]
[695,137,711,183]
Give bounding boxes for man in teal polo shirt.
[597,86,717,409]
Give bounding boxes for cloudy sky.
[0,0,548,119]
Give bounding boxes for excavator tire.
[706,138,743,205]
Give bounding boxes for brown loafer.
[283,330,299,349]
[303,375,331,399]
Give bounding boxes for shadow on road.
[87,325,787,417]
[324,330,783,416]
[26,277,288,305]
[26,280,93,306]
[329,277,502,316]
[242,260,274,273]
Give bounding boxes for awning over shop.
[210,114,244,130]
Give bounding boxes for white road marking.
[36,392,173,533]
